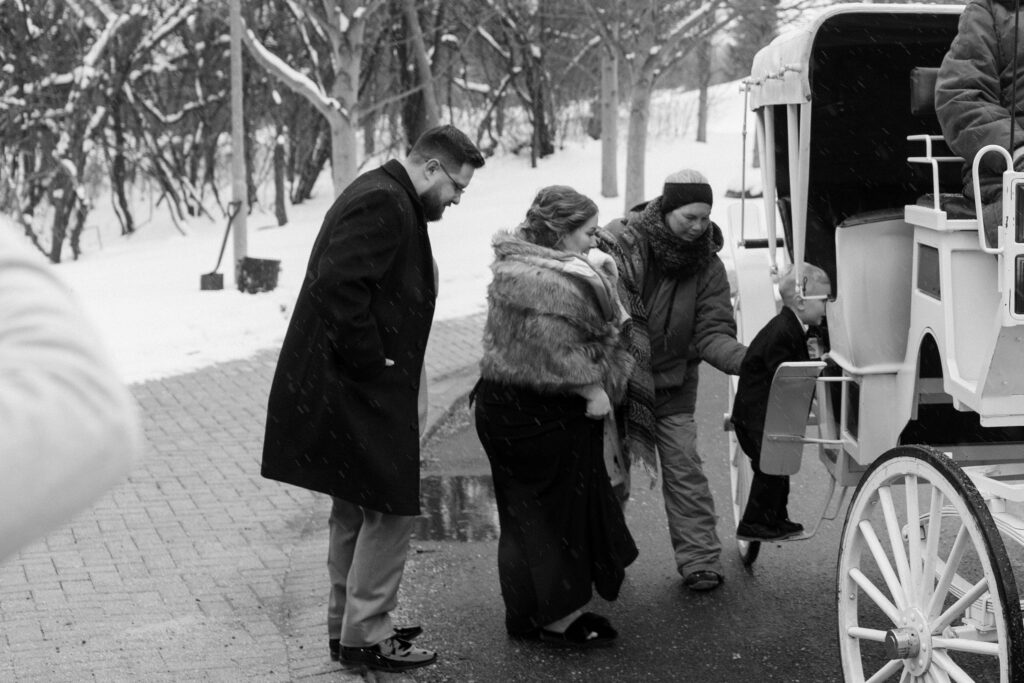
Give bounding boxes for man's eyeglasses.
[433,160,466,195]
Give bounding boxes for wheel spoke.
[905,474,922,596]
[933,575,990,635]
[865,659,904,683]
[931,650,976,683]
[924,668,952,683]
[926,524,969,620]
[859,519,908,611]
[850,567,901,623]
[932,636,1000,656]
[847,626,888,642]
[879,484,913,605]
[920,486,944,606]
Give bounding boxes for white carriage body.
[738,3,1024,482]
[731,7,1024,679]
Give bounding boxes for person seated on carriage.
[935,0,1024,247]
[731,263,831,542]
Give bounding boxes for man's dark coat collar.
[380,159,426,225]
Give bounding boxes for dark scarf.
[638,198,716,281]
[595,228,657,476]
[595,199,725,480]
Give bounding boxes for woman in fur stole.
[474,186,638,648]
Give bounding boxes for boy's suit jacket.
[731,306,809,436]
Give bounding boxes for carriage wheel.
[837,445,1024,682]
[728,429,760,566]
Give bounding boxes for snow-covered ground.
[11,81,759,384]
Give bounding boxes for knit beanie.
[660,182,713,215]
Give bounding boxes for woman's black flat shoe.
[539,612,616,648]
[507,628,541,641]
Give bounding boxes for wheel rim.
[728,429,760,566]
[837,446,1024,682]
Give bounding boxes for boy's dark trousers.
[735,426,790,524]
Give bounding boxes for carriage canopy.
[745,4,964,285]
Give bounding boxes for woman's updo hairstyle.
[518,185,598,249]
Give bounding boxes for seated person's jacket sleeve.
[0,229,141,560]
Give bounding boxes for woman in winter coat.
[936,0,1024,246]
[601,168,746,593]
[474,185,638,648]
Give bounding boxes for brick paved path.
[0,313,485,682]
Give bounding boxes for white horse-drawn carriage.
[728,4,1024,680]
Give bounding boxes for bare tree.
[0,0,204,262]
[582,0,738,210]
[242,0,386,195]
[599,41,618,198]
[402,0,440,130]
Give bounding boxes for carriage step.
[963,464,1024,504]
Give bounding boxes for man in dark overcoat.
[262,125,484,672]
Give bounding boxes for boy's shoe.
[736,520,800,541]
[339,636,437,671]
[777,518,805,536]
[329,626,424,661]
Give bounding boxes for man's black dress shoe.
[338,635,436,671]
[329,626,423,661]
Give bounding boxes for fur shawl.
[479,231,634,402]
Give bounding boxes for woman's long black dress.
[474,379,638,636]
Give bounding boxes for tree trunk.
[69,198,88,260]
[362,109,376,157]
[624,81,653,211]
[329,113,357,197]
[696,28,712,143]
[600,49,618,198]
[48,181,72,264]
[531,79,554,158]
[292,125,330,203]
[110,102,135,235]
[402,0,439,129]
[328,40,360,194]
[274,130,288,226]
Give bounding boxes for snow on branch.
[126,84,223,126]
[475,27,510,60]
[242,26,343,120]
[284,0,327,89]
[135,0,198,58]
[453,77,492,96]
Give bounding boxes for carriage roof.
[743,3,965,287]
[748,3,964,111]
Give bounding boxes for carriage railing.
[907,137,1024,325]
[970,145,1012,256]
[906,133,963,213]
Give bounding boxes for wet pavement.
[0,306,849,681]
[403,369,847,683]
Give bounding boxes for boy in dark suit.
[731,263,831,541]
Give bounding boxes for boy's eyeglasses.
[799,274,834,302]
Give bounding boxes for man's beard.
[422,187,447,222]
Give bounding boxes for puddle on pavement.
[412,474,499,542]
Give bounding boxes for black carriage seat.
[908,66,977,219]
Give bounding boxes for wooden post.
[230,0,248,280]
